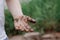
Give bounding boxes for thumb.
[26,16,36,23]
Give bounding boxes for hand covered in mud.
[14,15,36,32]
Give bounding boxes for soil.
[9,32,60,40]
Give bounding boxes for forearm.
[6,0,23,19]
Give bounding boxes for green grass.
[5,0,60,35]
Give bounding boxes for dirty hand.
[14,15,36,32]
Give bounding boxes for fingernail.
[30,29,34,32]
[24,28,28,32]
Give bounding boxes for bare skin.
[6,0,36,32]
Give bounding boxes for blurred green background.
[5,0,60,36]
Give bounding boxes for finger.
[23,24,29,32]
[19,24,25,31]
[25,24,34,32]
[26,16,36,23]
[21,21,30,32]
[22,17,27,23]
[15,26,21,30]
[15,26,19,30]
[29,28,34,32]
[17,19,25,31]
[19,21,28,31]
[14,21,24,31]
[14,22,19,30]
[22,21,34,32]
[24,23,31,29]
[20,23,29,32]
[25,25,34,32]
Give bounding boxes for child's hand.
[14,15,36,32]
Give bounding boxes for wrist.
[13,14,24,19]
[13,15,23,22]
